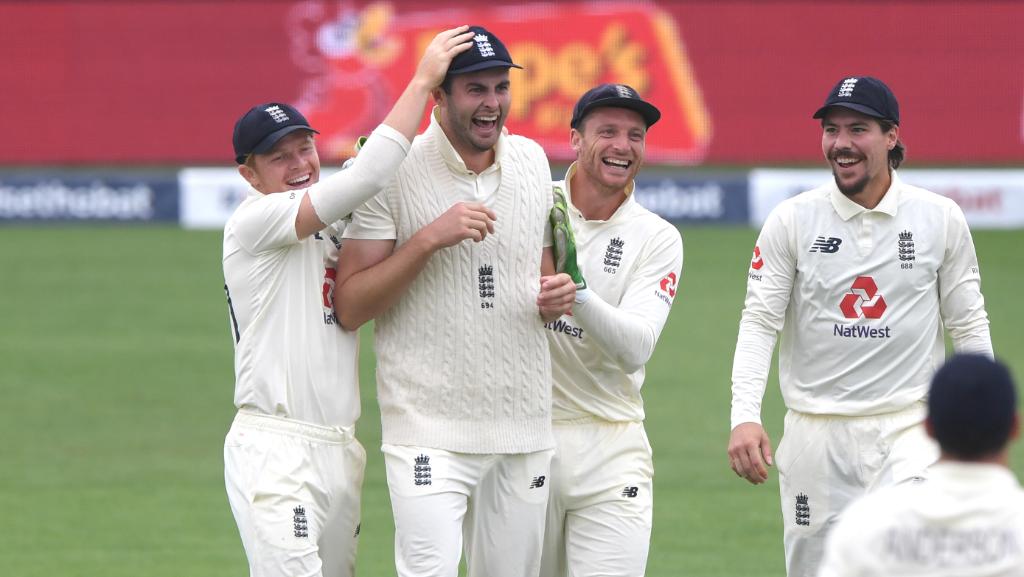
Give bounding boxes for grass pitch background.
[1,226,1021,576]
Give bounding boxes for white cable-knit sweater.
[345,116,555,453]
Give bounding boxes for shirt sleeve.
[730,205,796,429]
[307,124,409,226]
[231,191,303,253]
[938,201,993,357]
[571,224,682,376]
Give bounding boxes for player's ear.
[1011,413,1020,441]
[431,86,445,106]
[238,163,260,189]
[886,123,899,150]
[570,128,582,153]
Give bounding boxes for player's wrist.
[574,287,592,304]
[407,75,435,96]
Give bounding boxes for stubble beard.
[832,169,870,197]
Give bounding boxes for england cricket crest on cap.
[473,33,495,58]
[265,105,291,123]
[837,78,858,98]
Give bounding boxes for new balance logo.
[414,454,432,486]
[529,476,546,489]
[293,506,309,538]
[795,493,810,526]
[622,486,639,498]
[809,236,842,253]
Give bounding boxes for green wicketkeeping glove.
[550,185,587,290]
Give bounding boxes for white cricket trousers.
[776,403,938,577]
[541,419,654,577]
[383,443,554,577]
[224,410,366,577]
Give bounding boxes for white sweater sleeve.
[938,202,993,357]
[307,124,410,224]
[730,207,795,429]
[571,226,682,375]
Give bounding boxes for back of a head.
[928,354,1017,460]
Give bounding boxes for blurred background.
[1,1,1022,576]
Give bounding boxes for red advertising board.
[2,1,1022,165]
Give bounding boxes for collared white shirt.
[820,462,1024,577]
[731,172,992,428]
[223,189,359,427]
[548,164,683,422]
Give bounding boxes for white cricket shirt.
[223,125,410,428]
[731,172,992,428]
[819,462,1024,577]
[548,165,684,422]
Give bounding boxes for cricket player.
[727,76,993,577]
[333,26,576,577]
[221,27,474,577]
[820,354,1024,577]
[540,84,683,577]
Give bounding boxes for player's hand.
[413,26,475,89]
[550,186,587,290]
[537,273,576,321]
[421,202,497,249]
[728,422,774,485]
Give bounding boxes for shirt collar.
[929,461,1021,490]
[429,106,505,175]
[829,170,902,220]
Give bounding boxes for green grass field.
[2,226,1022,577]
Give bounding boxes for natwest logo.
[839,276,887,319]
[659,272,677,298]
[750,246,764,270]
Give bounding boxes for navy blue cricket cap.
[812,76,900,125]
[570,83,661,129]
[232,102,319,164]
[445,25,522,76]
[928,354,1017,458]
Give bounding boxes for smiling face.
[572,106,647,194]
[821,107,898,201]
[434,67,511,160]
[238,130,320,194]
